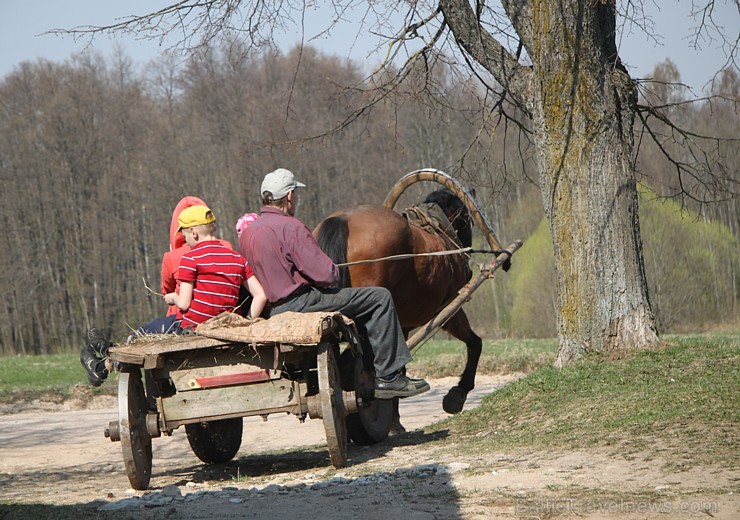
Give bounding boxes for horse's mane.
[423,189,473,248]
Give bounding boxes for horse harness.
[401,203,473,279]
[402,203,458,245]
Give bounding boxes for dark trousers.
[137,314,183,335]
[270,286,412,377]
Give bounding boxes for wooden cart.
[104,170,521,490]
[105,311,392,490]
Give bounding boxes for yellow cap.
[177,205,215,231]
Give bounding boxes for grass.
[0,353,113,402]
[437,332,739,468]
[407,337,557,377]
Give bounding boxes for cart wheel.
[317,342,347,468]
[339,349,393,445]
[118,368,152,490]
[185,417,243,464]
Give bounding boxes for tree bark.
[441,0,659,363]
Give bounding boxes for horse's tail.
[316,216,351,288]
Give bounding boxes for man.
[239,168,429,399]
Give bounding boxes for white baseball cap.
[260,168,306,200]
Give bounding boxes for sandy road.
[0,375,517,501]
[2,373,737,520]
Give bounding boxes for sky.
[1,1,738,94]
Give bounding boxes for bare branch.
[439,0,533,113]
[48,1,313,56]
[688,0,739,80]
[636,98,739,206]
[45,0,737,211]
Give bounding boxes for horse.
[314,188,482,416]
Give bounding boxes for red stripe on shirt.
[177,241,254,328]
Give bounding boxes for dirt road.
[1,374,737,519]
[0,375,511,475]
[0,377,511,504]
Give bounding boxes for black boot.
[87,327,113,356]
[80,345,108,387]
[80,328,113,387]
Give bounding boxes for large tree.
[57,1,737,364]
[438,1,660,364]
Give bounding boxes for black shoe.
[86,327,112,357]
[375,372,430,399]
[80,344,109,387]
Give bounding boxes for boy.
[81,205,266,386]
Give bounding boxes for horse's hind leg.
[441,310,482,414]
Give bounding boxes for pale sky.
[1,1,738,94]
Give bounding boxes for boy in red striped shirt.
[165,205,266,327]
[81,206,266,386]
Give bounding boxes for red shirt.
[161,240,232,316]
[177,241,253,328]
[239,206,338,303]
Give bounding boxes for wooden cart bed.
[109,311,359,368]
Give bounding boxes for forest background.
[0,44,737,355]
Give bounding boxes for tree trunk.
[441,0,660,363]
[532,3,659,364]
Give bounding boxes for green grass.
[438,332,739,468]
[408,337,557,377]
[0,353,111,402]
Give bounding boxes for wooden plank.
[160,379,302,422]
[169,366,281,392]
[110,334,304,366]
[194,371,269,388]
[107,311,360,368]
[109,336,231,365]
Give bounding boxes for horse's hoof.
[443,386,468,414]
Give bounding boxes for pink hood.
[169,196,208,250]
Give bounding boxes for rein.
[334,247,500,268]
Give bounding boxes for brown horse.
[314,189,481,415]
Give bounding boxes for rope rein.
[334,201,499,268]
[335,247,500,268]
